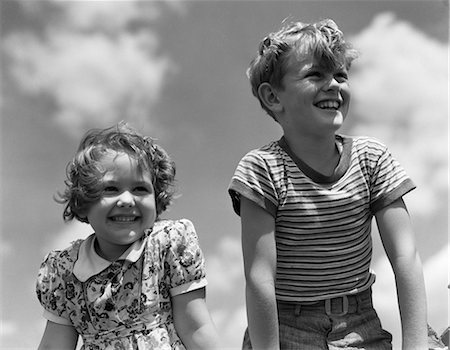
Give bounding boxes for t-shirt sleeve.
[166,219,207,296]
[228,150,278,217]
[368,142,416,213]
[36,251,73,326]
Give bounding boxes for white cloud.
[205,236,247,348]
[3,1,178,137]
[0,320,20,349]
[349,13,448,216]
[0,238,12,260]
[372,245,449,349]
[0,320,18,337]
[206,236,244,294]
[423,245,449,334]
[212,306,247,349]
[43,221,93,255]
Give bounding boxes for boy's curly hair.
[56,122,176,223]
[247,19,359,120]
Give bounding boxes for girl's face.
[275,53,350,138]
[85,150,156,261]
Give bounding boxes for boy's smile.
[85,150,157,261]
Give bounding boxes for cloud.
[0,319,18,339]
[349,13,448,216]
[3,1,180,137]
[43,221,93,255]
[0,238,12,260]
[205,236,247,348]
[372,245,449,349]
[423,246,449,333]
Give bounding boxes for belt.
[277,288,372,317]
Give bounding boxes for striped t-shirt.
[228,135,415,302]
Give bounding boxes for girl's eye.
[134,186,151,194]
[103,186,118,194]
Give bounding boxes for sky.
[0,0,448,349]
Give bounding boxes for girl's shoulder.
[149,219,196,239]
[39,238,87,273]
[146,219,199,251]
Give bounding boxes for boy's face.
[275,54,350,138]
[85,150,156,260]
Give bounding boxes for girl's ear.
[258,82,283,114]
[77,209,89,223]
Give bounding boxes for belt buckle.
[325,295,349,316]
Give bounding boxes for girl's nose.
[116,191,135,207]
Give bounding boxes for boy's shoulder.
[340,134,388,153]
[345,134,385,145]
[241,140,284,160]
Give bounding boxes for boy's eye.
[306,71,322,78]
[335,72,349,81]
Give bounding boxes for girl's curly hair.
[56,122,176,223]
[247,19,359,120]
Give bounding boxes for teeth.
[111,216,137,222]
[316,100,340,109]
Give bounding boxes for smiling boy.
[229,19,427,350]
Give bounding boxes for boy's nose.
[324,77,341,91]
[116,191,135,207]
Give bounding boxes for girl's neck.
[94,238,129,262]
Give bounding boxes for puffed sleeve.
[36,250,73,325]
[165,219,208,297]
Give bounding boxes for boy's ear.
[258,82,283,114]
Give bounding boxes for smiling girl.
[36,122,220,350]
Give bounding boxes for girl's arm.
[172,287,221,349]
[375,198,427,350]
[240,197,279,350]
[38,320,78,350]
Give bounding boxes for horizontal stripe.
[229,135,415,302]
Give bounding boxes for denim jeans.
[242,288,392,350]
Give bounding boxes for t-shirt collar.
[278,134,352,184]
[73,234,146,282]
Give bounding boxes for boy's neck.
[283,132,341,177]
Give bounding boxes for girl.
[37,122,220,349]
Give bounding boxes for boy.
[228,19,427,349]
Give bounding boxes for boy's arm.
[38,321,78,350]
[375,198,427,350]
[241,197,279,350]
[172,287,221,350]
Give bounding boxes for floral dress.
[36,219,207,350]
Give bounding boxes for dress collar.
[73,233,147,282]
